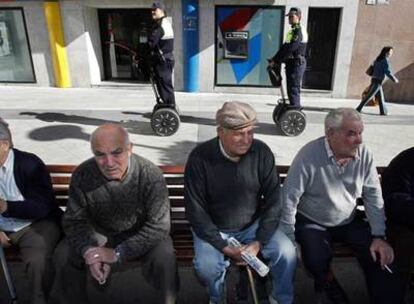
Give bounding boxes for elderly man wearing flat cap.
[269,7,308,108]
[184,101,296,304]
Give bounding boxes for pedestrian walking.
[356,46,399,116]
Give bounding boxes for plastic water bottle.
[227,237,270,277]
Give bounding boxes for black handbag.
[365,64,374,76]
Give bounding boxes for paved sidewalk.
[0,86,413,166]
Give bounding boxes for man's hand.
[370,238,394,269]
[222,245,243,263]
[0,231,11,248]
[83,247,118,265]
[242,241,261,258]
[0,198,7,214]
[88,262,111,284]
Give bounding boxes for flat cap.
[151,2,166,11]
[216,101,257,130]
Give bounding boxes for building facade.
[0,0,412,102]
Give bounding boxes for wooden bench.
[4,165,387,264]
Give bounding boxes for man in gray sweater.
[280,108,403,304]
[51,124,178,304]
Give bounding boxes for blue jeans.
[192,221,297,304]
[356,80,388,115]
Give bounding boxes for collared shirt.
[0,149,32,232]
[324,138,360,175]
[218,139,239,162]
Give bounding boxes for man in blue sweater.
[185,101,296,304]
[0,118,61,304]
[280,108,403,304]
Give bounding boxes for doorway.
[302,8,340,90]
[98,9,152,82]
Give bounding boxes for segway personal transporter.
[107,40,180,136]
[267,63,306,137]
[148,67,180,136]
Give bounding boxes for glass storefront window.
[0,8,35,82]
[215,6,284,86]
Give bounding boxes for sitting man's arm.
[2,153,55,219]
[63,173,100,257]
[279,153,308,242]
[111,165,171,262]
[361,151,394,267]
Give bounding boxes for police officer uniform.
[148,2,175,106]
[272,7,308,107]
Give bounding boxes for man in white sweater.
[280,108,403,304]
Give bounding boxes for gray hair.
[325,108,362,134]
[0,117,12,146]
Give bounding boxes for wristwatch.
[372,235,387,241]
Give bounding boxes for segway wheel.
[272,101,285,124]
[279,110,306,137]
[151,108,180,136]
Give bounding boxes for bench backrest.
[46,164,386,262]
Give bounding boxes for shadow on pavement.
[21,111,157,137]
[28,125,90,142]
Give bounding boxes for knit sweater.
[184,137,281,251]
[63,154,170,261]
[280,137,385,240]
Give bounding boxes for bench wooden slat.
[51,176,72,185]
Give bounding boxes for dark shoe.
[315,277,349,304]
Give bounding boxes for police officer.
[148,2,175,106]
[270,7,308,107]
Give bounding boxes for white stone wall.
[0,0,359,98]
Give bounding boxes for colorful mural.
[216,6,283,86]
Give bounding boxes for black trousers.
[153,59,175,106]
[7,218,61,304]
[295,213,404,304]
[50,236,178,304]
[285,60,306,107]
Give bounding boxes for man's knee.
[264,230,297,264]
[193,249,227,283]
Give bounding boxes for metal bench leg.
[246,265,259,304]
[0,245,17,303]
